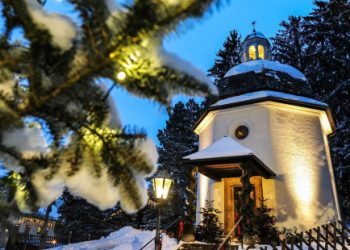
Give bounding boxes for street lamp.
[152,170,172,250]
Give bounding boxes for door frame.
[224,176,263,233]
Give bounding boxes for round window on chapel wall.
[235,125,249,140]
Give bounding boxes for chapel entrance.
[224,177,263,233]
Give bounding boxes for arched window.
[248,45,256,60]
[258,45,265,59]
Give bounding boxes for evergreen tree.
[253,199,279,244]
[208,30,242,82]
[194,200,224,244]
[57,190,133,242]
[270,16,306,72]
[157,99,202,234]
[0,0,221,215]
[303,0,350,99]
[57,186,160,241]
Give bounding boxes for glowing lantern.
[152,171,172,200]
[152,171,172,250]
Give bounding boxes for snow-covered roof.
[183,136,252,160]
[211,90,328,108]
[224,60,307,81]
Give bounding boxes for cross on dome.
[252,21,256,32]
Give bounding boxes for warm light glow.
[152,177,172,199]
[117,71,126,81]
[266,102,323,225]
[320,112,333,135]
[162,178,172,199]
[197,173,210,224]
[258,45,265,59]
[51,240,57,244]
[249,45,256,60]
[194,111,216,135]
[290,155,315,207]
[282,143,317,226]
[81,126,119,152]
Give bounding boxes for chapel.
[184,30,341,231]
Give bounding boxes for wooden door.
[224,176,263,233]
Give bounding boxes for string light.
[16,216,56,229]
[117,71,126,81]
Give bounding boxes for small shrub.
[195,200,224,244]
[253,198,280,244]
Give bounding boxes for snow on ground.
[49,226,179,250]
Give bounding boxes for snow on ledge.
[224,60,307,81]
[212,90,328,108]
[183,136,252,160]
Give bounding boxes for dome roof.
[244,31,266,41]
[225,60,307,80]
[217,60,313,98]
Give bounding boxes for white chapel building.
[184,30,341,232]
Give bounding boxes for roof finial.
[252,21,256,33]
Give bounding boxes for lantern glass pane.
[258,45,265,59]
[154,178,164,199]
[249,45,256,60]
[161,178,172,199]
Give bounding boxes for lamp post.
[152,171,172,250]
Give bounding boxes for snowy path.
[49,227,179,250]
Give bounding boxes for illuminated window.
[248,45,256,60]
[258,45,265,59]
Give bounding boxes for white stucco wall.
[195,101,339,230]
[268,102,339,229]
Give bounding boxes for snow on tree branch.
[25,0,77,52]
